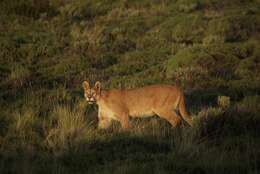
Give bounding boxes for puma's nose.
[86,97,95,103]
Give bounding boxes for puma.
[82,81,192,129]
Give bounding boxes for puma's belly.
[127,97,155,118]
[129,109,155,118]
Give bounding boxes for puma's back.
[83,81,192,129]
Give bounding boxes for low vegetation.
[0,0,259,173]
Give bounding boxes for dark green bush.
[195,95,260,139]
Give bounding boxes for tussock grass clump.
[45,105,89,155]
[217,95,230,108]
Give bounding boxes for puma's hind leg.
[154,108,182,127]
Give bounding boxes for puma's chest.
[98,102,118,120]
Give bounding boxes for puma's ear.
[82,81,90,91]
[94,81,101,93]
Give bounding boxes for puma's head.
[82,81,101,104]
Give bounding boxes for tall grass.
[45,105,88,155]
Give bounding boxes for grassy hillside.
[0,0,260,173]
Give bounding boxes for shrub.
[166,46,208,72]
[236,95,260,113]
[170,14,207,44]
[166,43,251,91]
[0,0,51,18]
[176,0,201,13]
[206,15,259,42]
[195,96,260,140]
[202,35,225,45]
[59,0,118,20]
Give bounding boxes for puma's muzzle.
[85,96,96,104]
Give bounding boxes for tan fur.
[82,81,192,129]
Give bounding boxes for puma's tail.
[179,94,193,126]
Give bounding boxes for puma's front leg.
[118,113,130,130]
[98,112,112,129]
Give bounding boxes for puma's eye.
[86,93,92,98]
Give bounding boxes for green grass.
[0,0,260,173]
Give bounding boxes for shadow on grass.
[0,131,172,174]
[60,132,171,171]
